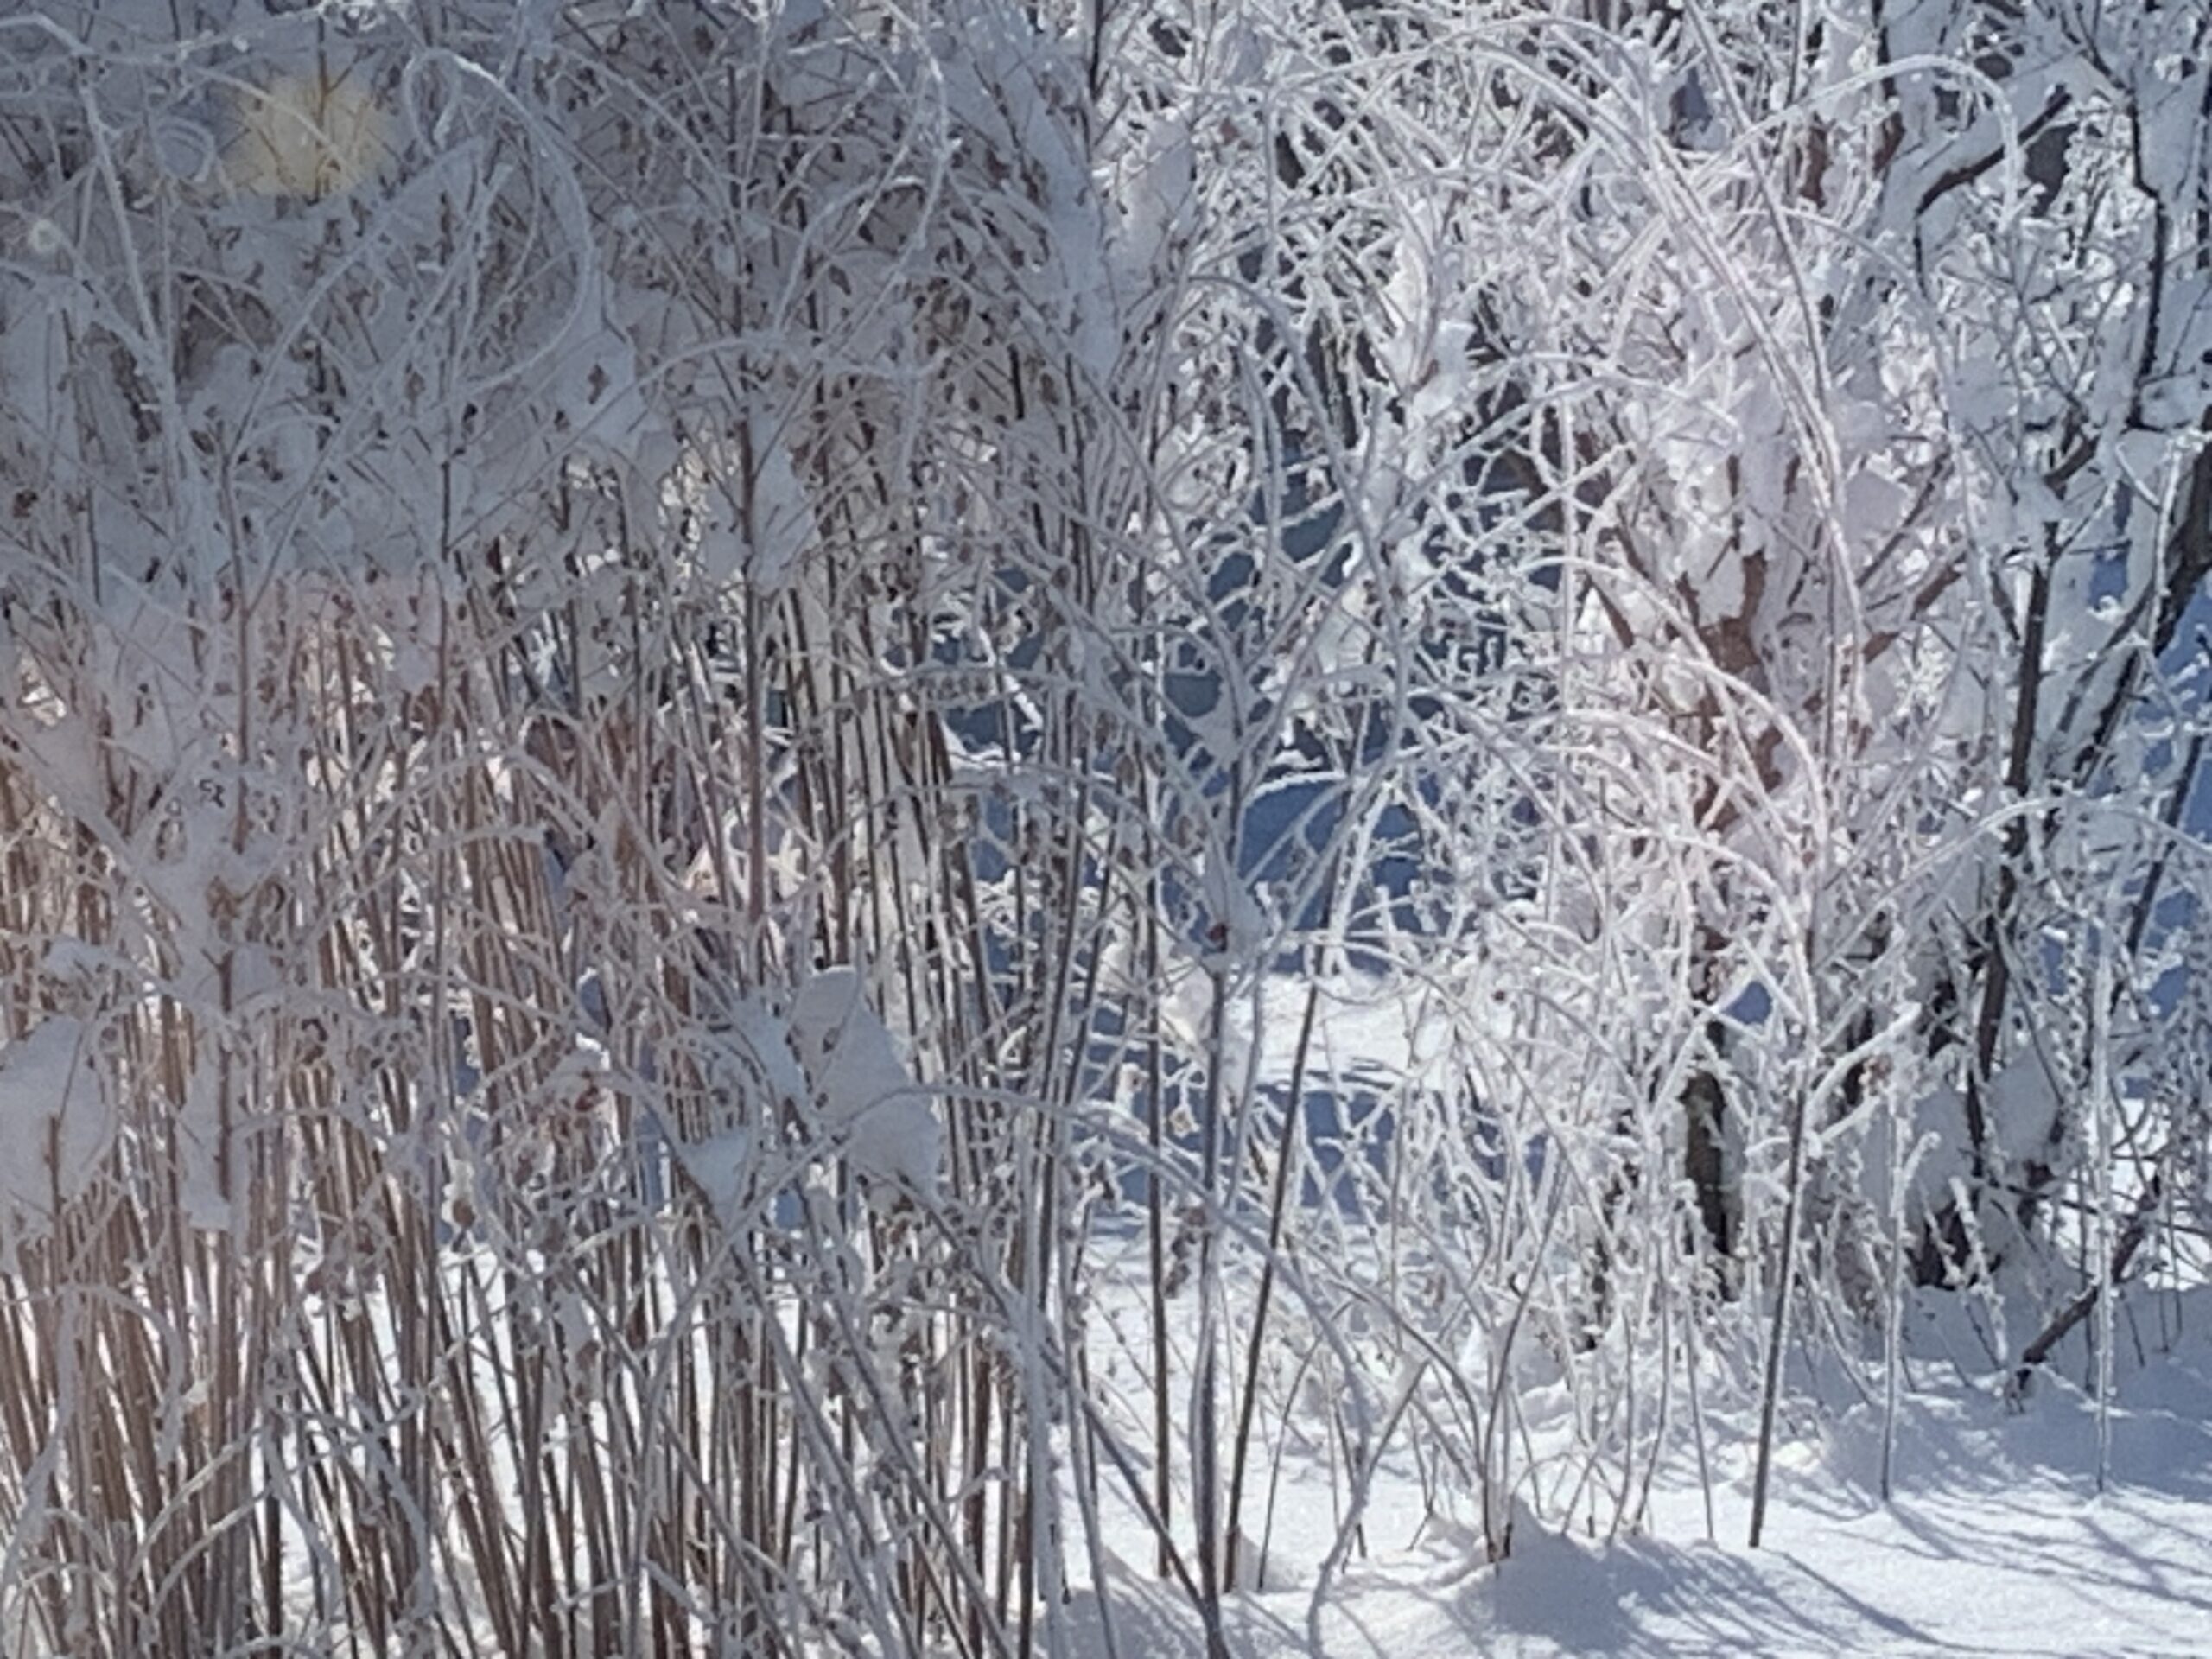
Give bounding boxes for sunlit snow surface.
[1067,1274,2212,1658]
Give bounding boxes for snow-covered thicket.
[0,0,2205,1654]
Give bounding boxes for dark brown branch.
[1916,89,2074,220]
[2009,1173,2164,1399]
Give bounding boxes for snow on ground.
[1055,971,2212,1658]
[1069,1294,2212,1657]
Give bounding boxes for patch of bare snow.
[787,967,941,1200]
[1066,1273,2212,1659]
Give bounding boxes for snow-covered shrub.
[0,0,2205,1652]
